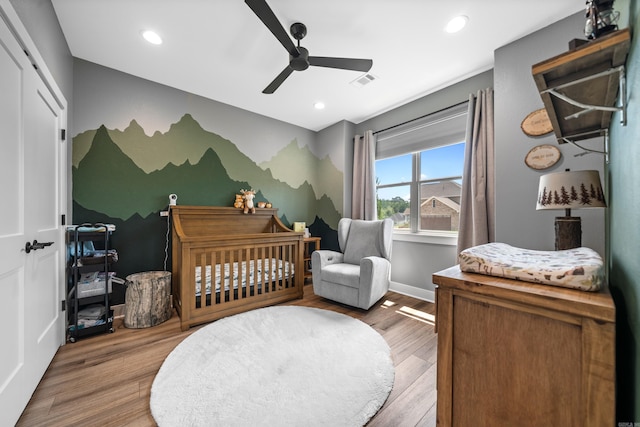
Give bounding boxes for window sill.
[392,230,458,246]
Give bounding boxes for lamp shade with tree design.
[536,169,606,250]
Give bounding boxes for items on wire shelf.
[68,304,113,331]
[66,223,118,342]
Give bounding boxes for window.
[375,102,467,233]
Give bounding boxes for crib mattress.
[194,258,294,296]
[458,242,604,291]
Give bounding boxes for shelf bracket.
[562,129,610,164]
[542,65,626,125]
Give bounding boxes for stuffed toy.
[233,194,244,209]
[241,189,256,214]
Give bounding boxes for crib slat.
[257,246,262,293]
[288,242,293,289]
[237,249,242,300]
[244,248,251,299]
[230,250,236,302]
[275,244,283,291]
[221,250,227,304]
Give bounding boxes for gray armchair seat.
[312,218,393,310]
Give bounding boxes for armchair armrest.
[311,250,343,283]
[359,256,391,308]
[312,250,344,269]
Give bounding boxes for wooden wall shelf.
[532,28,630,144]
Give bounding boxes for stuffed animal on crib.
[233,194,244,209]
[241,189,256,214]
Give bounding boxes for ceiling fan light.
[445,15,468,33]
[142,30,163,45]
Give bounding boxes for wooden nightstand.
[303,237,321,282]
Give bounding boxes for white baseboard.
[389,281,435,303]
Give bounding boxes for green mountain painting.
[73,114,342,226]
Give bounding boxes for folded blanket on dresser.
[458,242,604,291]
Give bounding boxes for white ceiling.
[51,0,582,132]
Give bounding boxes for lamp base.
[555,216,581,250]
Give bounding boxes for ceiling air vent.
[351,73,377,88]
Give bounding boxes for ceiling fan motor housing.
[290,46,309,71]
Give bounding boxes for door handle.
[25,240,54,254]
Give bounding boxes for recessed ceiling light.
[444,15,468,33]
[142,30,162,45]
[314,102,325,110]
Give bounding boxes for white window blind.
[375,101,469,159]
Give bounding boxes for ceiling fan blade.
[245,0,300,57]
[263,66,294,94]
[308,57,373,72]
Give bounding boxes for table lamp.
[536,169,606,250]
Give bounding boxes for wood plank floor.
[17,285,437,427]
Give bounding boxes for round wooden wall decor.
[525,144,562,170]
[521,108,553,136]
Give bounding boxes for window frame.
[376,150,463,234]
[374,102,468,237]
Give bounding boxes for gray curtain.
[352,130,377,220]
[457,88,495,254]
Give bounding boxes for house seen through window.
[374,102,468,233]
[376,143,464,232]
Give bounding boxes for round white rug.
[150,306,394,426]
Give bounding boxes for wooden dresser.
[433,265,615,427]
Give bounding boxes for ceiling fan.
[245,0,373,94]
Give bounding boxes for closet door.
[0,10,65,425]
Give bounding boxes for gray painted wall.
[355,69,493,136]
[315,120,355,217]
[494,12,606,257]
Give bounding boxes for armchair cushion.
[339,219,393,265]
[321,263,361,289]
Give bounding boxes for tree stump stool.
[124,271,172,328]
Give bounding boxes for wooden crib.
[171,205,304,331]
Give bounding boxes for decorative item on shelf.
[233,194,244,209]
[521,108,553,137]
[536,169,606,250]
[525,144,562,170]
[240,189,256,214]
[257,201,266,208]
[585,0,620,40]
[266,202,272,208]
[293,222,306,232]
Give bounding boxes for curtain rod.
[372,99,469,135]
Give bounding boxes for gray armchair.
[311,218,393,310]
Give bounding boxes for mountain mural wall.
[74,113,342,225]
[260,140,343,209]
[73,113,342,302]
